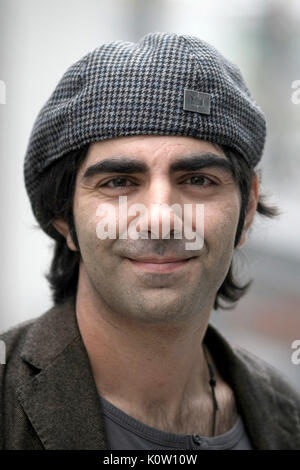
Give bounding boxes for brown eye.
[99,177,136,188]
[182,175,217,187]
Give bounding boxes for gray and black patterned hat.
[24,31,266,214]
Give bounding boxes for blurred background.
[0,0,299,390]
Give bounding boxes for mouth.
[126,256,195,273]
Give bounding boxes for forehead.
[79,135,226,173]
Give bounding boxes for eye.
[99,177,137,189]
[181,175,217,187]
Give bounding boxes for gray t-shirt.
[99,395,253,450]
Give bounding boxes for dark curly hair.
[32,143,280,309]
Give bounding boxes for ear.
[236,173,259,248]
[52,218,78,252]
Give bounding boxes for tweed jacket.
[0,296,300,450]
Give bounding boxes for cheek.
[74,198,113,256]
[74,198,130,276]
[203,198,240,250]
[199,199,241,288]
[77,201,97,238]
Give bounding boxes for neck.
[75,278,220,428]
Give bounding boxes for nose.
[135,179,181,239]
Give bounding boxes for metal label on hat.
[183,89,211,115]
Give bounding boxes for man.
[1,32,300,450]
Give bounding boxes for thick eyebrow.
[82,158,147,180]
[81,153,234,181]
[169,153,234,175]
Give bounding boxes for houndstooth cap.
[24,31,266,211]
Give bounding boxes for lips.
[127,256,193,263]
[126,256,194,273]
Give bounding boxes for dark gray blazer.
[1,296,300,450]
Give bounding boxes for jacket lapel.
[17,297,109,450]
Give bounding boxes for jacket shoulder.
[0,316,40,368]
[0,296,77,377]
[0,314,48,449]
[0,299,78,449]
[233,343,300,408]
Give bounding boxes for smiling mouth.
[126,257,194,273]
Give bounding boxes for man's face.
[65,135,243,324]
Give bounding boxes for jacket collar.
[17,296,300,450]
